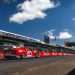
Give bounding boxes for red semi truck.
[4,46,40,59]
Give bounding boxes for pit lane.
[0,56,73,75]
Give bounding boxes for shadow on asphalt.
[0,56,68,63]
[67,68,75,75]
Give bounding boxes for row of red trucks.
[0,46,74,60]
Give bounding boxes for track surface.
[0,56,74,75]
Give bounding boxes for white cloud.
[58,32,72,39]
[9,0,60,24]
[45,29,73,40]
[45,29,56,39]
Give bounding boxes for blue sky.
[0,0,75,44]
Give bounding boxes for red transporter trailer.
[39,51,49,57]
[4,46,40,59]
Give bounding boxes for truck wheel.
[21,53,26,59]
[35,53,40,58]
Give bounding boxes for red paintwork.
[48,52,53,56]
[39,51,48,57]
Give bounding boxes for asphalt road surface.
[0,56,75,75]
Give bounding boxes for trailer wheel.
[21,53,26,59]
